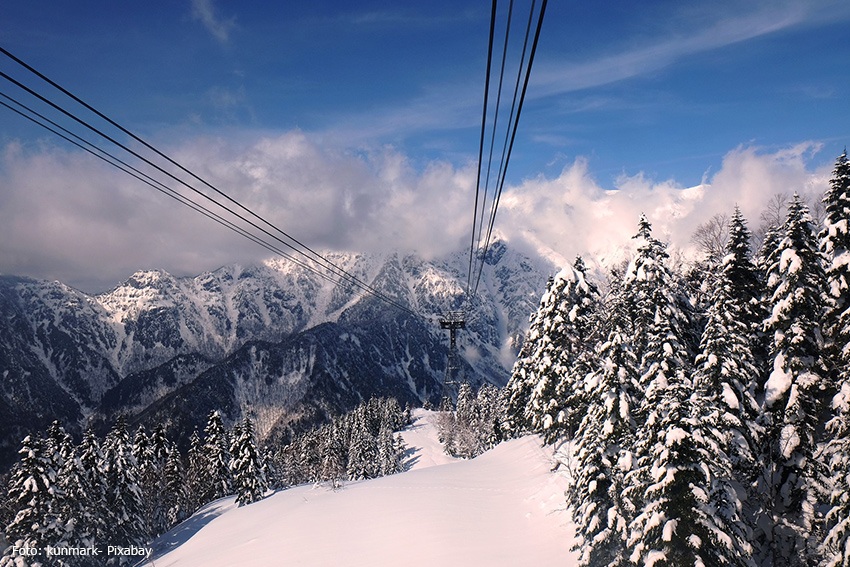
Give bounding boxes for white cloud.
[0,134,833,293]
[496,142,832,270]
[191,0,236,44]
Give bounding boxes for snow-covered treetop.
[625,214,669,285]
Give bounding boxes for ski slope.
[143,410,578,567]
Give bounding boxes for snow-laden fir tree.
[347,408,379,481]
[473,383,506,453]
[134,424,173,537]
[377,422,406,476]
[622,314,692,566]
[57,427,104,554]
[623,214,673,362]
[184,430,206,515]
[616,214,741,565]
[320,424,346,490]
[568,284,640,567]
[758,194,828,566]
[163,446,188,526]
[101,416,144,547]
[229,417,268,506]
[626,376,755,566]
[1,435,66,567]
[505,256,599,442]
[692,208,763,530]
[818,150,850,566]
[201,411,232,503]
[43,421,80,553]
[132,426,155,539]
[622,214,696,418]
[150,424,174,533]
[450,382,478,458]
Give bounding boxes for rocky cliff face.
[0,241,554,466]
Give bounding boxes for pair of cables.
[0,47,419,318]
[465,0,548,302]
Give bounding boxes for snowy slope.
[143,411,578,567]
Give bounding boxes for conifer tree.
[139,424,173,536]
[626,380,755,566]
[377,422,406,476]
[43,421,78,550]
[623,214,670,362]
[451,382,478,457]
[320,424,346,490]
[347,409,378,480]
[507,257,599,442]
[229,417,268,506]
[184,430,206,514]
[75,427,107,543]
[55,428,104,556]
[132,425,156,539]
[759,194,827,566]
[201,411,232,503]
[1,435,65,565]
[163,447,188,526]
[101,416,144,547]
[505,275,557,436]
[569,287,639,566]
[616,215,740,564]
[474,383,506,453]
[818,150,850,566]
[692,208,763,523]
[623,215,695,420]
[623,301,694,564]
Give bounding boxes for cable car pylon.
[439,310,466,404]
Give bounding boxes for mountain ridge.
[0,241,556,466]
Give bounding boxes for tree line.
[504,151,850,566]
[269,397,410,490]
[435,382,506,459]
[0,397,410,566]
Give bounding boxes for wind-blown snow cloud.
[0,133,832,293]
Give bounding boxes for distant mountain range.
[0,241,555,467]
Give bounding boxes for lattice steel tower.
[439,311,466,395]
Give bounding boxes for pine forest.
[506,150,850,566]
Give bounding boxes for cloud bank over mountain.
[0,133,831,292]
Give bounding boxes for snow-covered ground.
[142,410,578,566]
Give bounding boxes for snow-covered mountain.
[0,241,556,465]
[142,410,577,567]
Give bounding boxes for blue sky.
[1,0,850,291]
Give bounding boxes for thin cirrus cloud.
[301,1,845,152]
[531,2,814,98]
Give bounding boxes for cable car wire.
[0,47,387,297]
[466,0,499,300]
[474,0,515,269]
[0,91,353,289]
[466,0,547,301]
[0,51,419,317]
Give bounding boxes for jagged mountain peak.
[0,241,559,469]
